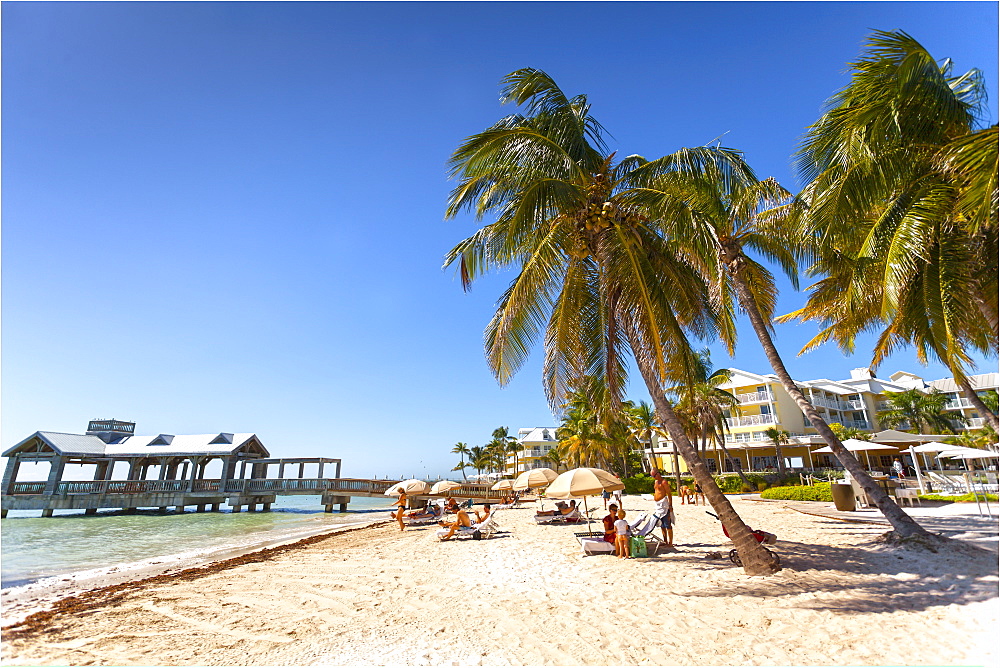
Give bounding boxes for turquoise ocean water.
[1,495,393,589]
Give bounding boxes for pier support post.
[324,503,334,513]
[124,507,137,514]
[42,509,53,518]
[158,506,168,513]
[0,509,7,518]
[196,504,206,512]
[174,506,185,513]
[85,508,97,516]
[211,503,220,512]
[247,503,256,512]
[232,505,241,513]
[262,502,271,512]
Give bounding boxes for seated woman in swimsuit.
[444,497,460,514]
[602,503,619,543]
[536,500,577,516]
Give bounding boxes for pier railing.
[7,477,507,499]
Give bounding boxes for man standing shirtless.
[651,468,674,546]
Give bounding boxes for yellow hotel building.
[648,368,998,474]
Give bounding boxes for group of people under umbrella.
[384,466,626,536]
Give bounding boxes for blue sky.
[3,2,997,479]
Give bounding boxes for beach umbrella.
[870,430,954,444]
[430,480,463,494]
[811,440,899,469]
[491,479,514,491]
[384,479,429,496]
[940,449,1000,460]
[910,442,957,453]
[513,468,557,490]
[544,468,624,534]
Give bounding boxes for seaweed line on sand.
[2,520,390,640]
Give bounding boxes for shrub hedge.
[917,493,999,503]
[760,483,833,502]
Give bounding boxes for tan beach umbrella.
[430,480,463,495]
[544,468,624,534]
[384,479,429,496]
[491,479,514,491]
[545,467,624,499]
[512,468,557,490]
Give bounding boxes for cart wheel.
[729,549,741,566]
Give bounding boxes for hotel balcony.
[736,390,773,404]
[811,396,865,412]
[944,398,975,411]
[957,417,986,429]
[726,414,777,428]
[843,420,870,430]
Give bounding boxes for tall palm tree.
[491,426,518,476]
[545,443,568,472]
[620,54,935,541]
[444,68,781,573]
[786,30,998,432]
[451,442,471,481]
[468,445,487,478]
[876,389,960,434]
[628,400,658,473]
[762,427,790,477]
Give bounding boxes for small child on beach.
[614,509,630,559]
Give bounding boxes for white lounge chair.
[534,507,585,524]
[627,512,666,556]
[436,510,501,540]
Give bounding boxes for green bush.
[623,474,654,495]
[713,473,768,493]
[760,483,833,502]
[917,493,999,503]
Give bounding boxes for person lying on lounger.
[406,502,441,520]
[438,508,474,540]
[536,500,577,516]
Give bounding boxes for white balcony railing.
[945,398,975,411]
[726,414,777,428]
[964,417,986,429]
[843,420,870,430]
[736,391,773,404]
[845,399,866,410]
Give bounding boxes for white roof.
[4,431,266,458]
[928,373,999,393]
[517,427,558,444]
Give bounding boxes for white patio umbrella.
[384,479,429,496]
[811,439,899,469]
[941,449,1000,460]
[430,480,463,495]
[903,442,958,494]
[545,467,624,534]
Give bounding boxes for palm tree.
[545,443,568,472]
[451,442,471,481]
[619,41,936,540]
[444,68,781,573]
[628,400,658,473]
[762,428,790,477]
[876,389,961,434]
[468,445,487,478]
[785,30,998,432]
[489,427,518,476]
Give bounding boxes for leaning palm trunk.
[634,354,781,575]
[717,439,757,491]
[958,378,999,432]
[725,259,930,538]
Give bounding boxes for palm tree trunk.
[726,259,930,538]
[631,352,780,575]
[717,440,757,491]
[958,378,1000,432]
[775,443,786,477]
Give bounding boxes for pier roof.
[4,432,268,459]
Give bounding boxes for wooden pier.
[1,420,504,517]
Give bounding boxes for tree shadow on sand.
[655,534,997,614]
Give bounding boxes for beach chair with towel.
[436,509,502,540]
[534,506,586,524]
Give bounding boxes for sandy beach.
[3,495,997,666]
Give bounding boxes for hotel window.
[760,405,771,415]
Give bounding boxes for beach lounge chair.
[926,472,967,494]
[627,512,666,556]
[436,510,502,540]
[534,507,585,524]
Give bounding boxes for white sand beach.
[3,495,997,666]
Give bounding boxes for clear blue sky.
[3,2,997,479]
